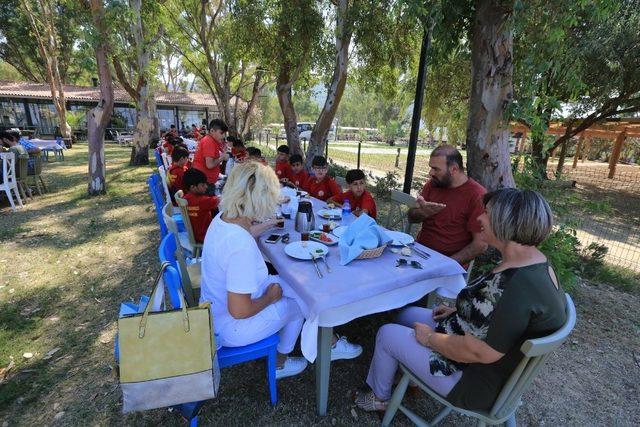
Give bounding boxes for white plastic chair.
[382,293,577,427]
[161,152,171,171]
[0,152,24,211]
[385,189,416,234]
[157,166,173,204]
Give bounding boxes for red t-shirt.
[287,169,309,188]
[332,190,377,219]
[275,161,291,179]
[305,176,342,201]
[192,134,223,184]
[416,178,486,256]
[184,192,220,243]
[168,164,186,193]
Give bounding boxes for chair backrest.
[385,189,416,234]
[0,152,17,185]
[153,149,164,168]
[162,202,181,235]
[15,156,28,181]
[28,152,43,175]
[161,264,184,309]
[161,152,171,170]
[335,176,347,189]
[158,165,172,205]
[490,293,577,419]
[147,174,168,237]
[158,233,196,307]
[174,190,199,248]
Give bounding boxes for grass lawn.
[1,143,638,426]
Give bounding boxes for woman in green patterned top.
[355,188,567,412]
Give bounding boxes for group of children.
[274,144,377,219]
[162,139,378,245]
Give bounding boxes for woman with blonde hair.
[199,161,307,379]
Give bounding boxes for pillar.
[608,129,627,179]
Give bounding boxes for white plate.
[386,230,415,246]
[284,241,329,260]
[317,208,342,219]
[332,225,348,238]
[309,230,339,245]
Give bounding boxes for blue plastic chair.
[158,233,200,307]
[153,149,164,167]
[160,252,280,425]
[148,174,169,237]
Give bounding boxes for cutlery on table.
[401,242,430,259]
[317,253,331,273]
[309,252,323,278]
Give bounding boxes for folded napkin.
[280,187,298,216]
[338,214,392,265]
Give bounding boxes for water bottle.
[342,198,352,225]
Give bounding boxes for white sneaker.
[331,335,362,361]
[276,357,308,380]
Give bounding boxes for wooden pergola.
[511,118,640,178]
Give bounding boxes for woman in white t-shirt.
[200,161,307,379]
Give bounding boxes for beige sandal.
[354,390,388,412]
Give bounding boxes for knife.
[309,252,323,278]
[402,242,430,259]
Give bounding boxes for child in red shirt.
[284,154,309,188]
[327,169,377,219]
[305,156,341,201]
[168,146,190,201]
[274,144,291,181]
[182,168,219,243]
[230,137,248,162]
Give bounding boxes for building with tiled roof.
[0,80,220,136]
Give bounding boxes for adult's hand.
[414,322,434,347]
[432,304,456,320]
[416,195,446,217]
[266,283,283,304]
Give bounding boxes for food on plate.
[310,231,333,243]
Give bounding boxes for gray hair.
[483,188,553,246]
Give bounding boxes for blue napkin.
[338,214,392,265]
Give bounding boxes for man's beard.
[431,171,452,188]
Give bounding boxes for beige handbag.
[118,263,218,413]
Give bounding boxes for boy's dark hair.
[277,145,289,154]
[289,154,303,165]
[183,167,207,190]
[208,119,229,133]
[175,142,189,151]
[170,124,176,129]
[247,147,262,157]
[232,139,245,149]
[172,146,190,162]
[345,169,366,184]
[311,156,328,167]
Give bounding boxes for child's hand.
[266,283,283,304]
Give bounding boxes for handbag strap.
[138,262,190,338]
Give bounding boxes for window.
[158,108,175,132]
[177,109,206,132]
[0,99,27,127]
[29,102,58,134]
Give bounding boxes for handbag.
[118,262,219,413]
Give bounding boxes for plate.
[295,190,309,197]
[317,208,342,219]
[386,230,415,246]
[284,241,329,260]
[332,225,348,238]
[310,230,339,245]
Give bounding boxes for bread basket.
[356,244,387,259]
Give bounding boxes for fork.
[317,253,332,273]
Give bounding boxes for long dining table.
[257,195,467,415]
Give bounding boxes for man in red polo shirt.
[192,119,230,195]
[408,145,487,266]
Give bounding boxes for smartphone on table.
[265,234,282,244]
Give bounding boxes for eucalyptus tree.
[111,0,164,166]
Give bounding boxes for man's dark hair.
[345,169,366,184]
[208,119,229,133]
[183,167,207,190]
[312,156,328,167]
[247,147,262,157]
[172,146,190,162]
[170,124,176,129]
[277,145,289,154]
[431,145,464,171]
[289,154,303,165]
[0,130,11,140]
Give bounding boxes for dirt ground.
[1,145,639,426]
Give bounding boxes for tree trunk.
[555,139,569,177]
[276,67,302,156]
[530,132,549,178]
[240,72,265,139]
[465,0,516,191]
[304,0,352,169]
[130,89,155,165]
[87,0,114,196]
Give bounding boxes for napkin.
[338,214,392,265]
[280,187,298,216]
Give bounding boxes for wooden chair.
[385,189,416,234]
[14,155,30,200]
[382,294,577,427]
[173,191,203,258]
[27,153,47,195]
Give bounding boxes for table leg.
[316,326,333,416]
